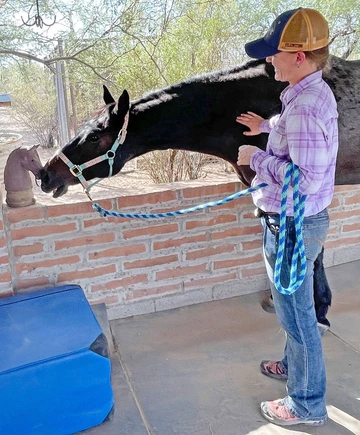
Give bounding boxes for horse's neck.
[4,156,32,191]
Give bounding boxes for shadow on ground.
[85,260,360,435]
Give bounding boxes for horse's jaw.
[52,184,69,198]
[40,180,69,198]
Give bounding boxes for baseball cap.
[245,8,329,59]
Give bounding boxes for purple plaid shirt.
[250,70,339,216]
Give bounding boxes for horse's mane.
[132,58,269,110]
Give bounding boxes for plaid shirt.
[250,70,339,216]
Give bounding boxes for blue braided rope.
[92,182,268,218]
[274,163,307,295]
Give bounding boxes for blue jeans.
[261,209,329,420]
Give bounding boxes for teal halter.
[57,111,129,200]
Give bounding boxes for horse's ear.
[117,90,130,114]
[103,85,115,105]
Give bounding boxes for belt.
[254,208,278,218]
[254,208,279,234]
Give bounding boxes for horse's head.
[40,86,130,197]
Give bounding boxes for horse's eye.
[88,134,99,142]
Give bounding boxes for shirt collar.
[280,70,323,105]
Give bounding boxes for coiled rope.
[92,163,306,295]
[273,163,307,295]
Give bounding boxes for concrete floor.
[85,260,360,435]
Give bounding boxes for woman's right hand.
[236,111,264,136]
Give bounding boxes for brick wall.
[1,181,359,320]
[0,191,12,297]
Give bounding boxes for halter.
[57,111,129,200]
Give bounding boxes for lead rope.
[273,163,307,295]
[92,182,268,218]
[92,163,306,294]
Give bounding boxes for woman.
[236,8,338,427]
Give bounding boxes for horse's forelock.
[77,104,112,144]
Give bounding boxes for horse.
[39,55,360,326]
[5,145,43,207]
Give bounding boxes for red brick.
[122,223,179,239]
[124,254,178,270]
[211,226,262,240]
[344,193,360,206]
[16,255,81,274]
[13,243,44,257]
[92,295,120,305]
[89,243,147,260]
[325,235,360,249]
[184,272,237,289]
[47,201,98,217]
[91,274,148,292]
[0,271,12,283]
[153,234,207,250]
[83,215,128,228]
[156,263,208,280]
[126,283,181,301]
[334,185,354,193]
[55,233,116,251]
[116,190,177,208]
[241,265,267,278]
[329,210,360,221]
[15,275,52,291]
[0,254,9,265]
[343,222,360,232]
[186,245,235,261]
[185,214,237,230]
[213,253,263,270]
[0,290,14,298]
[242,210,258,219]
[7,207,44,224]
[57,264,116,281]
[11,223,77,241]
[329,197,341,209]
[241,239,262,251]
[327,226,338,235]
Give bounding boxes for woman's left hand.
[237,145,261,166]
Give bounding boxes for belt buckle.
[254,208,264,218]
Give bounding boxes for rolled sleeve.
[250,150,288,186]
[259,114,280,133]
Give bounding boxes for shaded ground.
[85,260,360,435]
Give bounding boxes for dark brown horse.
[40,55,360,326]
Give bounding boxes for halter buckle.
[106,150,116,159]
[69,165,82,177]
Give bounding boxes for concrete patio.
[87,259,360,435]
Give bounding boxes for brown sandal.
[260,360,288,380]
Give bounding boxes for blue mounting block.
[0,285,114,435]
